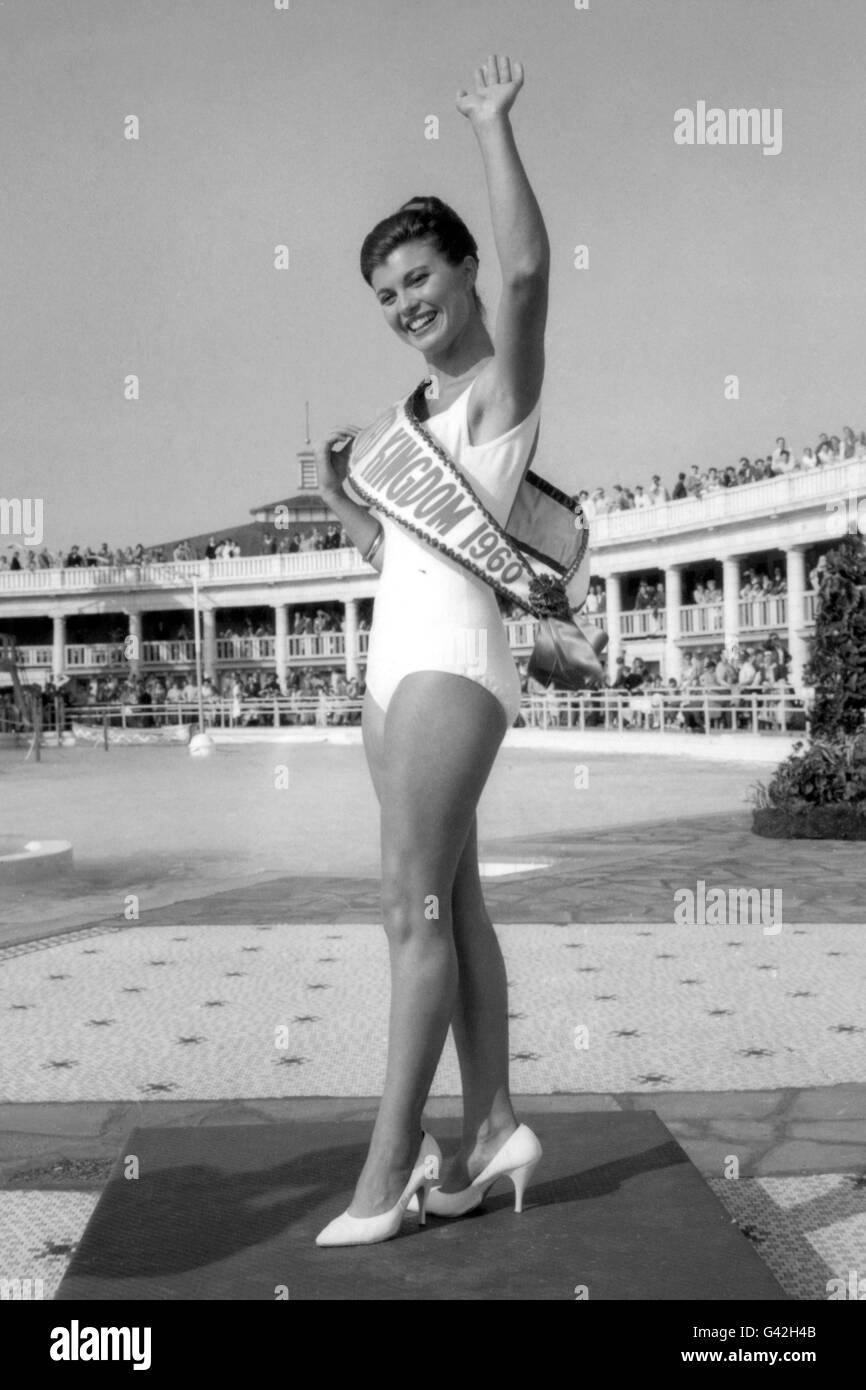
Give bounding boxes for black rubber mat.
[55,1111,788,1300]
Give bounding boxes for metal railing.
[522,688,808,734]
[18,688,809,739]
[53,696,365,731]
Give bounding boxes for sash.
[345,382,591,622]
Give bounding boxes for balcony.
[738,596,788,632]
[0,548,373,596]
[6,593,820,677]
[620,608,666,638]
[672,603,724,637]
[619,593,813,641]
[589,458,866,545]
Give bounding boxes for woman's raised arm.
[457,54,550,434]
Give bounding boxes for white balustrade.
[738,596,788,631]
[0,548,372,595]
[591,458,866,544]
[677,602,725,636]
[13,645,53,667]
[619,608,666,638]
[141,640,197,664]
[64,643,127,667]
[504,619,539,648]
[216,637,276,662]
[287,633,346,659]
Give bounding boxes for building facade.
[1,457,859,692]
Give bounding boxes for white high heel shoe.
[315,1132,443,1247]
[411,1124,542,1218]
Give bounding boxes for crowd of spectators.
[522,641,803,733]
[5,420,863,575]
[578,427,866,518]
[26,666,369,731]
[0,524,353,574]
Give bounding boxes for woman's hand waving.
[456,53,525,124]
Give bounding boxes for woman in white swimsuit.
[315,54,548,1246]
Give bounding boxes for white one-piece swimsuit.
[359,382,542,726]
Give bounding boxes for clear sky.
[3,0,866,551]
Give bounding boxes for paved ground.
[0,737,864,1300]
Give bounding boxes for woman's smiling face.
[371,238,476,356]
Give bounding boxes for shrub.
[751,733,866,814]
[804,533,866,738]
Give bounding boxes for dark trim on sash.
[348,381,589,620]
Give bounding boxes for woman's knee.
[380,862,453,946]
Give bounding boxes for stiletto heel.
[415,1124,543,1219]
[509,1157,540,1214]
[316,1131,442,1247]
[416,1182,429,1226]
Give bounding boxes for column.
[126,611,143,677]
[663,565,682,684]
[722,556,741,657]
[604,574,622,681]
[202,607,217,682]
[52,613,66,682]
[785,546,808,692]
[274,603,289,693]
[343,597,359,679]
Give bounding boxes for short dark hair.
[360,195,483,314]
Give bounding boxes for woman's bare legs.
[441,816,518,1190]
[358,681,517,1207]
[350,672,507,1217]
